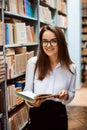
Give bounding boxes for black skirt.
[28,100,68,130]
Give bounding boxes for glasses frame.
[42,38,58,47]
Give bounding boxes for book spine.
[24,0,31,17]
[5,23,9,45]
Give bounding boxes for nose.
[47,41,51,47]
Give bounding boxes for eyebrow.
[42,38,57,40]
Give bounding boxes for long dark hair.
[35,25,73,80]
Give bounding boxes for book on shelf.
[13,23,27,44]
[0,0,7,9]
[17,0,25,16]
[0,51,5,82]
[8,0,18,14]
[16,90,59,103]
[5,23,9,45]
[5,23,14,45]
[0,22,4,46]
[0,89,4,113]
[0,51,4,60]
[8,105,28,130]
[24,0,34,17]
[30,26,36,42]
[26,25,34,43]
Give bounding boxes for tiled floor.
[67,82,87,130]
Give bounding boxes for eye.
[42,40,47,43]
[51,38,57,43]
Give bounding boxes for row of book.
[82,41,87,48]
[82,34,87,41]
[83,70,87,78]
[82,27,87,32]
[43,0,56,8]
[39,5,52,24]
[82,0,87,3]
[7,84,24,110]
[58,0,67,14]
[5,0,67,17]
[0,22,36,46]
[5,0,34,18]
[82,19,87,25]
[5,47,34,79]
[0,51,6,83]
[82,68,87,82]
[39,5,67,27]
[7,76,25,110]
[8,105,28,130]
[82,3,87,17]
[57,14,67,28]
[82,56,87,63]
[82,64,87,70]
[82,48,87,56]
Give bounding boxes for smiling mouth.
[46,48,54,51]
[47,49,52,51]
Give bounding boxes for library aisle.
[67,82,87,130]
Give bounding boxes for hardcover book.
[16,90,58,103]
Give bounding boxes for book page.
[16,91,59,103]
[16,91,36,103]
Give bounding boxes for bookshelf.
[81,0,87,83]
[0,113,3,130]
[0,0,68,129]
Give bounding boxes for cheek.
[56,47,58,53]
[42,46,46,53]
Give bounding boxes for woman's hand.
[58,90,69,100]
[26,98,46,107]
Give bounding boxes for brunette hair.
[35,25,73,80]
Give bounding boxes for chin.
[46,53,54,57]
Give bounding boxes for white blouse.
[24,56,76,105]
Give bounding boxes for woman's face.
[42,30,58,58]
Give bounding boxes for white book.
[16,90,58,103]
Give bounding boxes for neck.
[49,56,59,69]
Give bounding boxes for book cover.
[16,91,58,103]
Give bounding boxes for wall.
[67,0,82,89]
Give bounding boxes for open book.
[16,90,59,103]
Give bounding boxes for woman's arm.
[62,65,77,104]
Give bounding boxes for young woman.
[24,25,76,130]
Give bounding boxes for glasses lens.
[51,39,57,46]
[42,40,47,46]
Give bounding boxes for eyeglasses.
[42,38,57,47]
